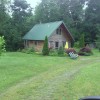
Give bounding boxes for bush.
[65,48,77,55]
[58,46,64,56]
[22,46,35,54]
[78,47,93,56]
[49,49,58,56]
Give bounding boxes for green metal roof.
[23,21,74,41]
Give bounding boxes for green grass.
[0,50,100,100]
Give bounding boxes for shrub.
[78,47,93,56]
[26,47,35,54]
[42,36,49,55]
[22,46,35,54]
[58,46,64,56]
[65,48,77,55]
[49,49,58,56]
[21,49,26,53]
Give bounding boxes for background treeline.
[0,0,100,51]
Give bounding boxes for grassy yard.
[0,50,100,100]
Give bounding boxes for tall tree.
[95,25,100,51]
[83,0,100,43]
[34,0,61,23]
[8,0,33,50]
[0,0,13,51]
[34,0,85,41]
[0,0,10,35]
[42,36,49,55]
[79,34,85,48]
[96,34,100,52]
[11,0,33,35]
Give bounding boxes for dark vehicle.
[80,96,100,100]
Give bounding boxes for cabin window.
[34,41,38,45]
[55,42,59,49]
[56,28,61,35]
[49,41,53,48]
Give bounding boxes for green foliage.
[83,0,100,42]
[34,0,84,24]
[96,33,100,52]
[0,0,10,36]
[79,34,85,48]
[0,0,100,52]
[57,46,64,56]
[0,0,34,51]
[49,49,58,56]
[9,0,33,50]
[22,46,35,54]
[0,36,6,55]
[74,41,79,48]
[42,36,49,55]
[49,48,66,57]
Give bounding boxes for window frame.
[56,28,62,35]
[55,41,59,49]
[34,41,38,46]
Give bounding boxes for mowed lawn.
[0,50,100,100]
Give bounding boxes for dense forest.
[0,0,100,51]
